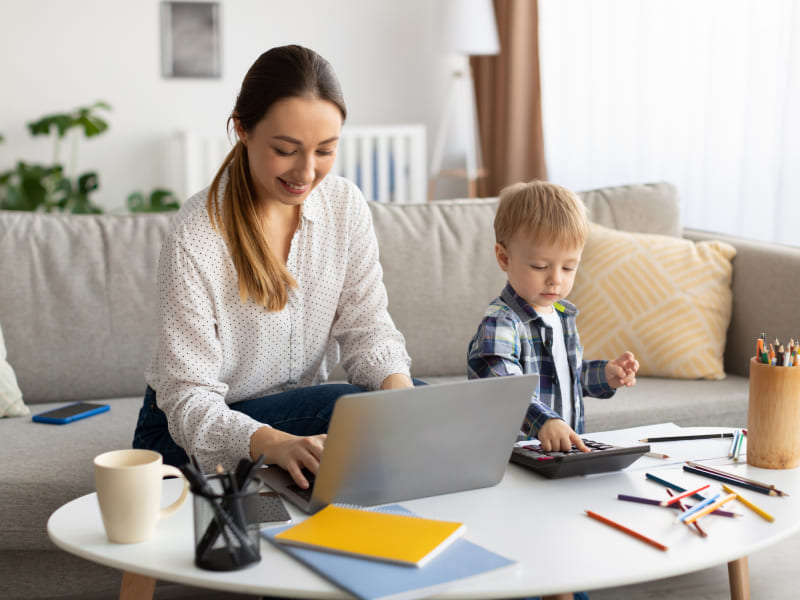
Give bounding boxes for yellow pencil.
[722,484,775,522]
[683,493,737,525]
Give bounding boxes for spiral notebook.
[273,504,465,567]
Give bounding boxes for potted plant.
[0,101,110,213]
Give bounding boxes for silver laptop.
[258,375,537,513]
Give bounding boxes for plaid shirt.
[467,283,615,438]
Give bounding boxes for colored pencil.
[728,430,739,458]
[667,489,707,537]
[644,473,740,517]
[685,461,780,492]
[733,430,744,462]
[659,484,710,507]
[684,462,787,496]
[645,473,706,501]
[683,493,737,525]
[645,451,670,459]
[618,494,684,510]
[682,465,780,496]
[722,484,775,522]
[676,493,721,522]
[585,510,668,551]
[639,433,734,443]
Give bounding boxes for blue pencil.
[645,472,706,500]
[644,472,740,517]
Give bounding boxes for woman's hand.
[380,373,414,390]
[250,426,326,489]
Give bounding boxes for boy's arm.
[467,315,561,438]
[580,359,616,398]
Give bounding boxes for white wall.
[0,0,449,210]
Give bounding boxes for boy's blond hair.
[494,180,588,249]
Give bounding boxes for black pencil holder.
[192,474,261,571]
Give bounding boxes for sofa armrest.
[684,228,800,377]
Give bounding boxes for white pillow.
[0,322,29,417]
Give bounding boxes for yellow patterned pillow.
[570,223,736,380]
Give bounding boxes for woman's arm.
[331,187,411,389]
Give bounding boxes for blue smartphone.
[32,401,110,424]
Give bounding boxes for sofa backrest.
[0,211,172,403]
[0,181,681,402]
[368,182,681,378]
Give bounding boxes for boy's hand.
[606,351,639,388]
[538,418,589,453]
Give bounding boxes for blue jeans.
[133,383,366,466]
[133,380,426,466]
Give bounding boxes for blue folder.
[261,505,517,600]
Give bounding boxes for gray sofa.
[1,182,799,599]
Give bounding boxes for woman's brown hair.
[207,45,347,310]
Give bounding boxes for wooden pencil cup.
[747,357,800,469]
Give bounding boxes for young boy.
[468,181,639,453]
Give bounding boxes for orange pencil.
[667,489,707,537]
[683,493,737,525]
[585,510,668,551]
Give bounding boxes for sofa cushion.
[0,322,28,417]
[570,223,736,380]
[0,211,173,404]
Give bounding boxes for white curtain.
[539,0,800,246]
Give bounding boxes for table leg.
[119,570,156,600]
[727,556,750,600]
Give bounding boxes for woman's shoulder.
[307,175,368,220]
[165,187,223,251]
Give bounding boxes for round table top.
[48,424,800,598]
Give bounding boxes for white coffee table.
[48,424,800,600]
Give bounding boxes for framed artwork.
[161,2,221,78]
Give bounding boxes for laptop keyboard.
[510,438,650,479]
[286,471,316,502]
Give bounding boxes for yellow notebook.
[273,504,466,567]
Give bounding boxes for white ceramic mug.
[94,449,189,543]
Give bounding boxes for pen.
[639,433,734,443]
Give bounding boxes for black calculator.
[510,438,650,479]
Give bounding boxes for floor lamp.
[429,0,500,200]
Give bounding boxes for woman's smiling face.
[237,96,343,207]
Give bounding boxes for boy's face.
[495,230,583,313]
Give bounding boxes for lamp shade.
[438,0,500,56]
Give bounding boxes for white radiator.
[175,123,426,204]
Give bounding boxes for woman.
[133,45,413,489]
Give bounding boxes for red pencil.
[659,484,710,507]
[667,489,707,537]
[585,510,668,551]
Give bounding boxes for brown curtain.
[471,0,547,197]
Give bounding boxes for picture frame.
[161,2,221,78]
